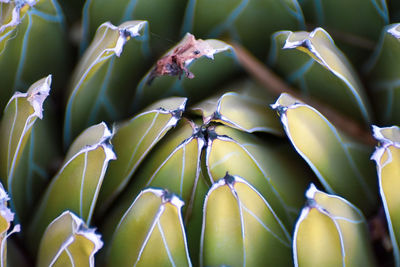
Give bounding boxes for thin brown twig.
[232,42,376,146]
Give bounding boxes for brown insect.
[147,34,213,85]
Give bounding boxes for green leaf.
[29,122,116,250]
[366,23,400,125]
[0,182,20,267]
[0,0,68,109]
[299,0,388,64]
[191,80,283,135]
[205,124,312,228]
[269,28,372,125]
[185,167,209,266]
[271,93,378,214]
[64,20,148,147]
[107,189,191,266]
[81,0,186,54]
[132,33,241,110]
[200,174,291,267]
[100,118,205,254]
[182,0,305,59]
[0,75,51,221]
[109,118,204,220]
[293,184,376,266]
[98,97,187,211]
[125,118,204,213]
[37,211,103,267]
[372,125,400,265]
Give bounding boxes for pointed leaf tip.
[38,211,103,267]
[108,188,190,266]
[294,185,375,267]
[100,21,147,57]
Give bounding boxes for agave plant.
[0,0,400,266]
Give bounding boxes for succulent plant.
[0,0,400,266]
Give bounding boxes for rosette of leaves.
[0,0,399,266]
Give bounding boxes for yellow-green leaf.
[201,174,291,267]
[29,122,116,250]
[269,28,372,124]
[372,125,400,265]
[0,0,67,109]
[82,0,186,55]
[37,211,103,267]
[107,189,191,266]
[98,97,187,210]
[299,0,388,64]
[0,75,51,221]
[0,182,20,267]
[107,118,203,226]
[271,93,377,214]
[64,20,148,146]
[293,184,376,266]
[191,81,282,135]
[206,124,311,228]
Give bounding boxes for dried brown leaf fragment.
[147,34,213,85]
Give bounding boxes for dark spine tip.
[275,106,287,116]
[162,190,174,202]
[223,172,235,185]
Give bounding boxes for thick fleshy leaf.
[185,167,209,266]
[366,24,400,125]
[0,75,51,221]
[125,119,203,208]
[64,20,148,147]
[81,0,186,54]
[37,211,103,267]
[132,33,241,110]
[293,184,376,266]
[182,0,305,59]
[100,119,204,251]
[205,124,312,228]
[299,0,388,64]
[372,125,400,265]
[108,118,204,220]
[191,80,283,135]
[29,122,116,249]
[0,182,20,267]
[98,97,187,210]
[269,28,372,125]
[201,174,291,267]
[271,93,377,214]
[0,0,67,109]
[107,189,191,266]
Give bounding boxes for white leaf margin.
[0,181,20,267]
[293,184,366,267]
[44,211,103,267]
[0,0,37,33]
[282,27,371,124]
[4,75,51,191]
[113,188,192,267]
[271,93,375,204]
[371,125,400,265]
[205,129,298,222]
[108,97,187,201]
[199,174,291,267]
[64,20,148,146]
[32,122,116,229]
